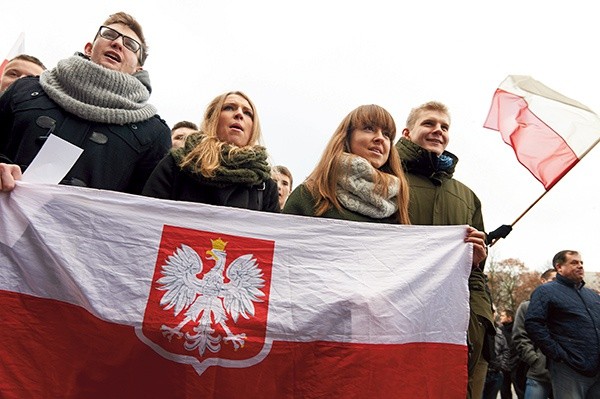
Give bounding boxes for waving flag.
[0,183,471,399]
[0,32,25,77]
[484,75,600,190]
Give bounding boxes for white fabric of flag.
[0,182,470,346]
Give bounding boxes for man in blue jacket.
[525,250,600,399]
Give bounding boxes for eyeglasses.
[96,26,142,56]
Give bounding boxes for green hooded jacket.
[396,138,484,229]
[396,137,494,328]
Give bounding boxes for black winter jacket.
[142,153,280,212]
[0,77,171,194]
[489,327,510,372]
[525,274,600,376]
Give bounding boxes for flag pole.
[490,136,600,247]
[509,189,550,227]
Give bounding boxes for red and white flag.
[0,32,25,78]
[0,183,471,399]
[484,75,600,189]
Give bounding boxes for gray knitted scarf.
[39,54,157,124]
[336,153,399,218]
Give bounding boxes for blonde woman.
[142,91,279,212]
[283,104,410,224]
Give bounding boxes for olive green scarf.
[173,133,271,186]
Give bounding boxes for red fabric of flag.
[0,291,466,399]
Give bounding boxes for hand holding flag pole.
[483,75,600,247]
[486,224,512,246]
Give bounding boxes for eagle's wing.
[156,244,203,316]
[222,254,265,323]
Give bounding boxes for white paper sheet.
[22,134,83,184]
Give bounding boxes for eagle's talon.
[161,325,183,341]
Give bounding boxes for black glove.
[486,224,512,245]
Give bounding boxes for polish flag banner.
[0,183,471,399]
[484,75,600,190]
[0,32,25,77]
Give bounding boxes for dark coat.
[142,153,280,212]
[0,77,171,194]
[500,321,519,369]
[525,273,600,377]
[489,327,510,372]
[513,300,550,383]
[395,138,484,229]
[395,138,494,326]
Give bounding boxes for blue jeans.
[482,370,504,399]
[524,378,551,399]
[550,361,600,399]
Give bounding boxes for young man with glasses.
[0,12,170,194]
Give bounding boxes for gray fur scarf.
[336,153,399,218]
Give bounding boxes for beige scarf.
[336,153,399,218]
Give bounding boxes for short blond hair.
[405,101,450,130]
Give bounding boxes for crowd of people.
[0,10,598,399]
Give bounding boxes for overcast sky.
[3,0,599,272]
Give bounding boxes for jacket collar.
[396,138,458,186]
[556,273,585,289]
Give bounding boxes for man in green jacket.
[396,101,493,398]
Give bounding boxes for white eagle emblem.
[157,238,265,356]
